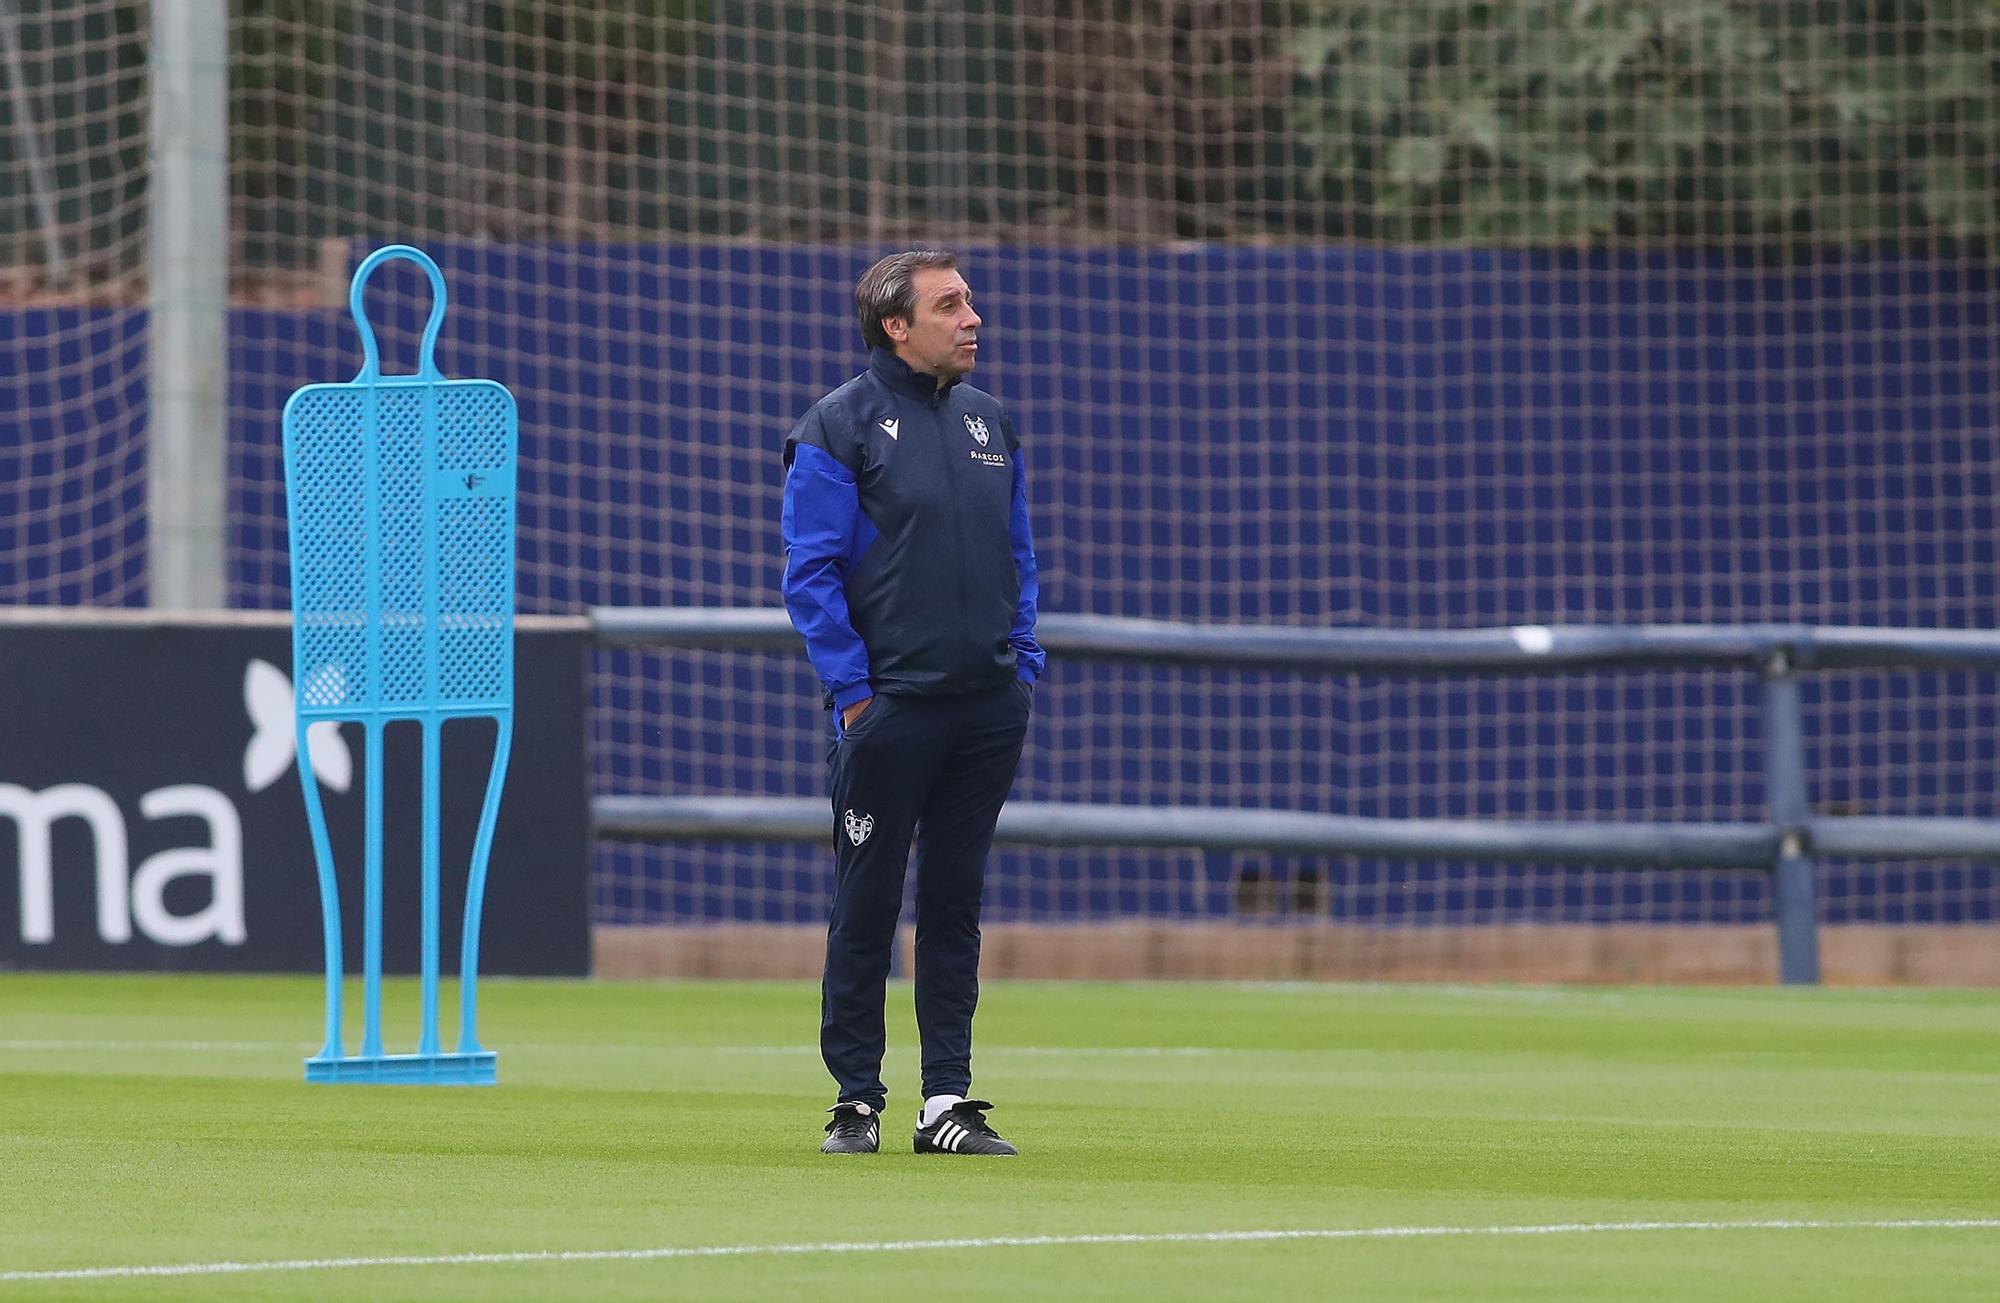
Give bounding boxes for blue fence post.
[1758,645,1821,985]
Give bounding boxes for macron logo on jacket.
[781,348,1044,709]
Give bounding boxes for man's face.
[888,267,982,380]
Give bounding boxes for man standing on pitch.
[781,249,1043,1156]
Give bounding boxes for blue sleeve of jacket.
[781,441,873,708]
[1009,446,1045,684]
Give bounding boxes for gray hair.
[855,249,959,351]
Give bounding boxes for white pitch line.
[4,1219,1994,1284]
[697,1045,1228,1058]
[0,1039,293,1053]
[0,1039,1229,1058]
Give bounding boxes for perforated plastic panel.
[283,285,516,719]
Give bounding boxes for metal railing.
[591,608,2000,985]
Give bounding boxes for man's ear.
[883,315,910,343]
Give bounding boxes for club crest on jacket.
[844,808,874,846]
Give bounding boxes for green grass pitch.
[2,974,1995,1300]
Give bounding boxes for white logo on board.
[1,658,365,950]
[243,659,353,794]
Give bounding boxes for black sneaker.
[913,1099,1018,1156]
[821,1101,881,1154]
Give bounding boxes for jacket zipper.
[936,393,973,641]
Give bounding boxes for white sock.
[920,1094,965,1127]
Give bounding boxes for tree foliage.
[1287,0,2000,245]
[1021,0,1295,238]
[231,1,350,259]
[216,0,2000,253]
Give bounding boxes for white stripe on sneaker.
[938,1121,964,1152]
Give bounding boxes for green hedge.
[1287,0,2000,245]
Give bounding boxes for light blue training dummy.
[282,244,517,1084]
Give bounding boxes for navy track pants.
[820,679,1031,1109]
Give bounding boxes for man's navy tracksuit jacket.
[781,347,1045,1109]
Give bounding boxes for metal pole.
[0,0,69,285]
[865,2,906,243]
[1758,647,1821,985]
[933,1,966,231]
[147,0,230,609]
[450,0,496,241]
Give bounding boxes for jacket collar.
[870,346,959,402]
